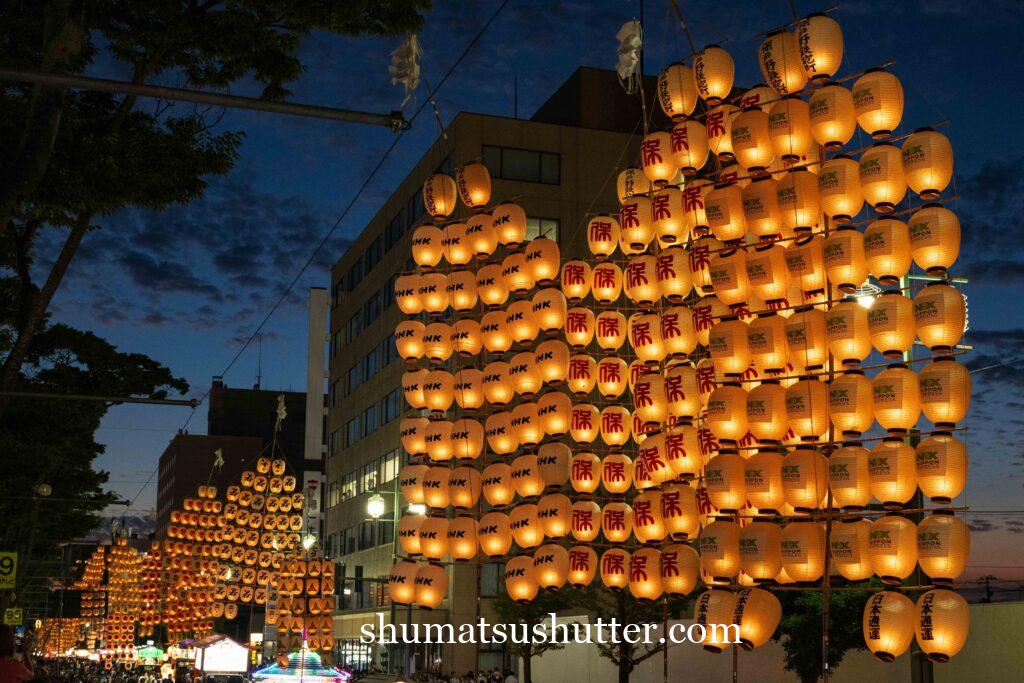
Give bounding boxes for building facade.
[323,67,662,674]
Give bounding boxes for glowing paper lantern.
[785,307,828,370]
[395,320,426,361]
[853,69,903,138]
[422,322,454,363]
[746,243,790,302]
[707,104,739,161]
[442,223,473,266]
[869,515,918,584]
[828,370,873,437]
[411,224,444,269]
[450,319,482,357]
[476,263,509,308]
[868,291,915,359]
[797,13,843,81]
[864,218,911,286]
[859,143,906,213]
[492,202,528,248]
[710,248,749,306]
[620,196,655,251]
[785,377,830,442]
[915,589,969,663]
[533,544,570,590]
[537,493,571,539]
[809,82,856,150]
[414,563,448,609]
[708,318,751,377]
[510,504,543,549]
[731,107,774,172]
[657,62,697,120]
[665,363,700,421]
[660,543,700,596]
[694,45,734,104]
[916,433,967,505]
[569,403,599,443]
[537,391,571,437]
[617,169,650,204]
[917,513,969,586]
[671,119,710,176]
[399,463,429,505]
[902,127,953,199]
[769,96,811,162]
[872,363,920,435]
[640,131,677,185]
[777,168,820,233]
[422,173,458,220]
[601,501,633,544]
[629,547,663,602]
[830,518,873,581]
[780,521,825,582]
[759,31,808,94]
[402,368,428,410]
[448,516,478,561]
[504,555,538,604]
[478,511,512,557]
[660,482,700,540]
[417,517,449,561]
[567,546,598,588]
[629,312,667,364]
[739,521,783,583]
[864,591,915,662]
[624,254,662,306]
[418,272,449,316]
[467,212,498,258]
[909,204,960,276]
[394,273,423,315]
[748,315,788,375]
[600,548,631,591]
[388,561,419,605]
[601,453,634,495]
[742,177,783,240]
[525,237,561,286]
[782,449,828,513]
[699,519,741,584]
[707,383,748,443]
[456,162,491,208]
[502,252,535,294]
[918,358,971,429]
[571,499,601,541]
[423,419,454,461]
[869,438,918,509]
[694,590,739,653]
[561,259,592,302]
[819,156,863,224]
[591,263,623,304]
[704,452,747,513]
[447,270,479,313]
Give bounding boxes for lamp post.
[366,479,412,678]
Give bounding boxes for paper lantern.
[600,548,631,591]
[591,262,623,304]
[422,467,452,510]
[909,204,960,275]
[902,127,953,199]
[864,591,916,662]
[739,521,782,583]
[595,357,627,400]
[819,156,864,225]
[624,255,661,306]
[827,444,870,512]
[641,131,677,185]
[629,547,663,602]
[671,119,710,176]
[511,454,543,500]
[648,187,684,244]
[706,104,739,161]
[512,401,543,448]
[731,107,774,171]
[694,44,734,103]
[689,234,721,293]
[569,403,599,443]
[422,322,454,364]
[589,215,622,258]
[769,96,811,162]
[658,481,699,540]
[456,162,491,208]
[567,546,598,588]
[633,373,669,428]
[411,224,444,269]
[502,252,535,293]
[395,320,426,361]
[467,212,498,258]
[732,588,782,651]
[504,555,538,604]
[868,291,915,359]
[560,260,592,302]
[657,61,697,120]
[450,318,481,357]
[699,520,741,584]
[759,31,808,94]
[452,419,485,462]
[652,250,690,305]
[826,299,871,368]
[853,68,903,138]
[828,370,873,437]
[532,544,570,591]
[864,218,911,286]
[785,307,827,369]
[707,383,748,443]
[694,590,739,653]
[629,312,667,364]
[710,248,750,308]
[423,173,457,220]
[797,13,843,80]
[620,196,655,250]
[424,368,456,414]
[593,312,626,354]
[660,543,700,596]
[448,516,478,561]
[860,143,906,214]
[917,513,969,586]
[477,511,512,557]
[510,504,543,549]
[830,518,873,581]
[565,307,597,349]
[418,517,449,560]
[388,561,419,605]
[449,465,482,510]
[492,202,527,248]
[485,411,518,456]
[453,369,484,411]
[536,493,571,539]
[809,82,856,150]
[570,499,601,542]
[601,452,633,495]
[601,501,633,544]
[872,363,920,435]
[786,234,827,295]
[747,243,790,302]
[708,318,751,377]
[442,223,473,267]
[785,377,829,442]
[617,168,650,204]
[418,272,450,316]
[704,452,747,513]
[915,589,969,663]
[782,448,828,513]
[397,515,424,557]
[414,562,449,610]
[481,361,513,406]
[919,358,971,429]
[742,176,783,240]
[424,419,454,461]
[476,264,509,309]
[869,438,918,509]
[745,449,784,513]
[402,368,428,410]
[744,380,786,443]
[738,83,775,111]
[748,315,788,375]
[567,356,597,398]
[508,350,541,397]
[916,434,967,505]
[394,273,423,315]
[869,515,918,584]
[399,463,429,506]
[777,168,820,233]
[781,521,825,582]
[664,363,700,421]
[537,392,571,437]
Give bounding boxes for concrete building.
[324,67,664,674]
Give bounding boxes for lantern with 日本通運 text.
[868,515,918,584]
[732,588,782,651]
[863,591,915,662]
[694,589,739,653]
[915,589,970,663]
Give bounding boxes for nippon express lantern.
[739,521,782,583]
[782,448,828,513]
[919,358,971,429]
[909,204,960,275]
[916,434,967,505]
[872,363,920,435]
[902,127,953,200]
[745,450,784,513]
[860,143,906,214]
[914,283,965,353]
[864,218,911,286]
[780,521,825,582]
[869,438,918,509]
[699,519,741,585]
[869,515,918,584]
[864,591,916,662]
[809,83,856,150]
[747,380,788,443]
[915,589,970,662]
[830,518,873,581]
[828,444,871,511]
[853,69,904,138]
[829,370,873,437]
[819,156,863,224]
[917,512,969,586]
[868,291,915,359]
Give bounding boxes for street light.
[406,503,427,516]
[367,493,387,520]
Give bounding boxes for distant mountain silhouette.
[82,513,156,543]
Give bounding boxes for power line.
[127,0,511,507]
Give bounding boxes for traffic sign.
[0,552,16,589]
[3,608,22,626]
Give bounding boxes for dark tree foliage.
[491,586,574,683]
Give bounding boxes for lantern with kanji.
[863,591,916,662]
[694,45,734,104]
[759,31,807,94]
[915,589,969,663]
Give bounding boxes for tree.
[569,585,666,683]
[0,0,431,416]
[491,586,573,683]
[772,586,876,683]
[0,319,188,610]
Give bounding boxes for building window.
[362,289,382,327]
[365,234,383,272]
[380,388,402,424]
[361,404,377,436]
[379,521,394,546]
[359,461,378,493]
[340,526,356,554]
[329,379,340,408]
[344,417,360,447]
[380,333,396,368]
[385,213,405,251]
[328,481,340,508]
[481,562,501,598]
[346,257,364,291]
[341,474,357,502]
[382,274,397,310]
[381,450,399,482]
[346,313,361,343]
[346,365,360,394]
[482,145,560,185]
[526,216,560,242]
[331,329,342,357]
[328,429,340,459]
[362,348,379,382]
[359,521,375,550]
[407,194,425,229]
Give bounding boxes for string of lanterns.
[389,8,970,665]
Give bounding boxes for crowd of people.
[407,669,518,683]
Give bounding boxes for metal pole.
[0,390,198,407]
[0,68,408,131]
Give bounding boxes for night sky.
[38,1,1024,580]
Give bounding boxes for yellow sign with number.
[3,608,22,626]
[0,552,16,589]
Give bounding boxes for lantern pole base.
[874,652,896,663]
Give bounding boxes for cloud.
[967,518,1000,533]
[1006,520,1024,534]
[965,354,1024,388]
